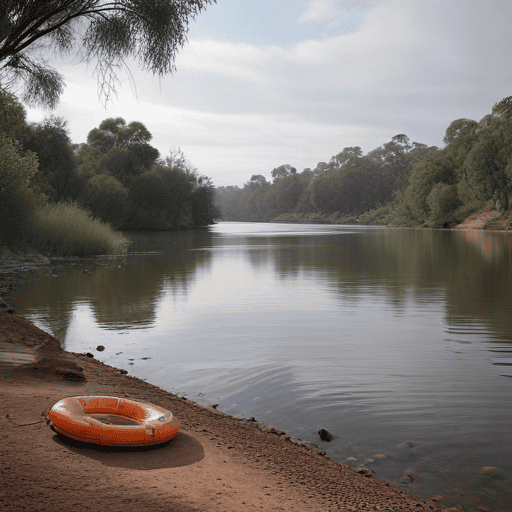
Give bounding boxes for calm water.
[12,223,512,511]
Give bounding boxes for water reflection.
[253,227,512,344]
[10,222,512,511]
[15,229,214,343]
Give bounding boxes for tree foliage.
[462,114,512,211]
[0,93,216,252]
[0,89,26,137]
[126,165,192,230]
[0,132,42,245]
[0,0,216,107]
[81,117,159,186]
[425,183,461,226]
[271,164,297,182]
[20,115,79,202]
[80,173,128,226]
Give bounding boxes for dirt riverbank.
[0,306,465,512]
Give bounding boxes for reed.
[30,202,130,256]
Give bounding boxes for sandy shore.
[0,308,464,512]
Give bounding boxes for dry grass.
[29,202,130,256]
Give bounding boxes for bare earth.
[0,309,463,512]
[454,202,512,231]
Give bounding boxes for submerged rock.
[357,468,375,477]
[480,466,504,479]
[318,428,333,442]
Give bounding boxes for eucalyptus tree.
[82,117,159,186]
[271,164,297,182]
[0,0,216,108]
[463,114,512,211]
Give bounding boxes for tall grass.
[30,202,131,256]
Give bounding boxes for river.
[11,222,512,511]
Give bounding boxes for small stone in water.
[479,466,504,478]
[318,428,333,442]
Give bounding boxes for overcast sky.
[26,0,512,187]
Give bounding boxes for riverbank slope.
[272,201,512,230]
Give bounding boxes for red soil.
[454,202,512,231]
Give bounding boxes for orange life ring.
[47,396,179,446]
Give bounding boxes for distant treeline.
[215,96,512,228]
[0,91,218,255]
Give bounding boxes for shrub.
[80,174,128,227]
[426,183,462,227]
[0,133,43,246]
[125,166,193,230]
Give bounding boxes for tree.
[191,182,216,226]
[463,115,512,211]
[0,133,43,246]
[125,165,193,230]
[80,174,128,226]
[83,117,159,185]
[0,89,26,137]
[165,147,193,172]
[0,0,216,108]
[492,96,512,119]
[87,117,154,156]
[328,147,362,168]
[392,134,409,145]
[249,174,269,187]
[403,150,455,222]
[271,164,296,182]
[426,183,461,226]
[269,172,308,216]
[20,115,78,202]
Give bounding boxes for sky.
[25,0,512,187]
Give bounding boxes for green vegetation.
[31,202,130,256]
[0,91,217,257]
[0,126,129,256]
[0,133,43,247]
[76,121,218,230]
[0,0,216,108]
[215,97,512,229]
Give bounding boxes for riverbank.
[0,311,461,510]
[271,201,512,231]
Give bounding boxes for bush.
[80,174,128,227]
[426,183,462,226]
[30,202,130,256]
[125,166,193,230]
[0,133,43,246]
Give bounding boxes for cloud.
[298,0,382,24]
[298,0,340,23]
